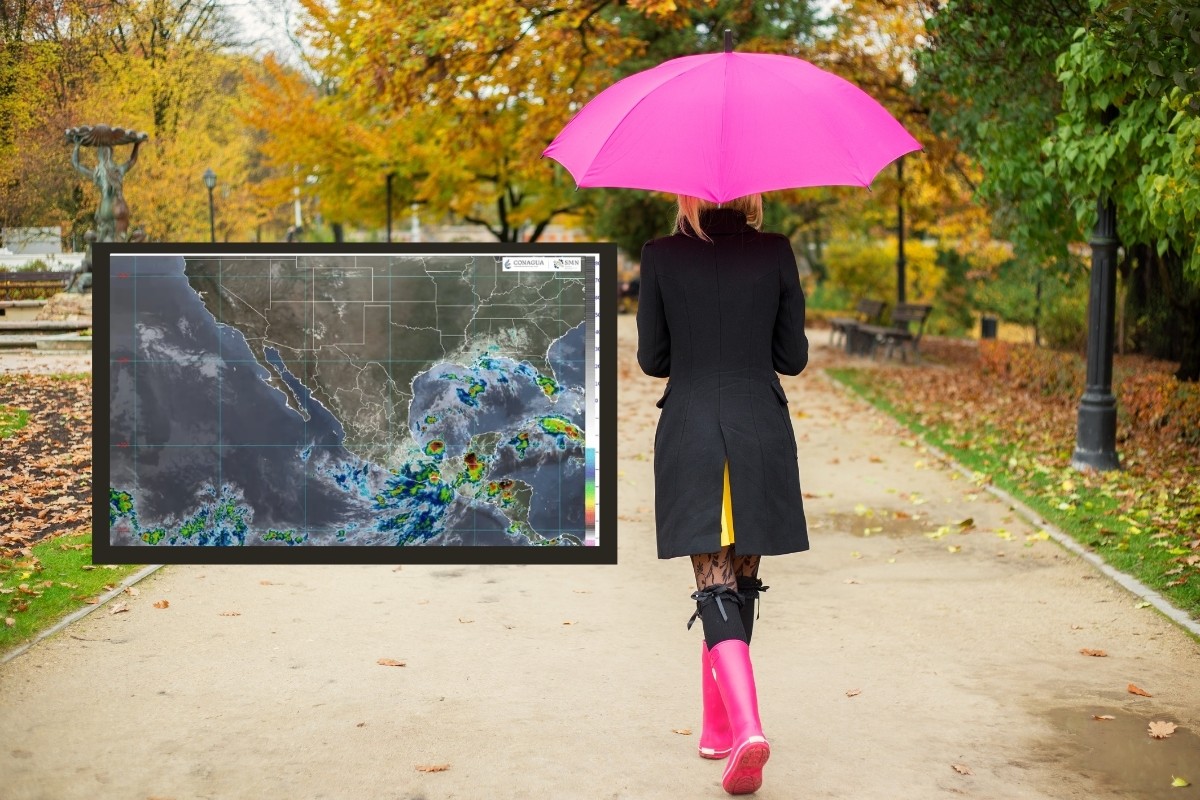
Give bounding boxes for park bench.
[829,298,885,348]
[854,303,933,362]
[0,271,73,301]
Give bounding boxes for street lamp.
[202,168,216,243]
[896,157,906,306]
[385,172,395,243]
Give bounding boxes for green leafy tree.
[917,0,1200,379]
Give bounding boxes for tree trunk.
[1125,243,1200,381]
[331,222,344,243]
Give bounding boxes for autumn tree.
[917,0,1200,378]
[1,0,277,244]
[245,0,709,242]
[585,1,830,261]
[0,0,96,235]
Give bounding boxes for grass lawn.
[1,371,145,654]
[0,404,28,438]
[1,532,142,652]
[827,366,1200,623]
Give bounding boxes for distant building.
[0,227,63,256]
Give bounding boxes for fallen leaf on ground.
[1148,721,1178,739]
[219,611,241,617]
[1172,776,1190,787]
[1079,648,1108,657]
[1092,715,1115,721]
[562,621,576,625]
[947,544,962,553]
[356,722,366,727]
[377,658,407,667]
[415,764,450,772]
[957,517,975,530]
[458,618,474,624]
[951,764,973,775]
[123,586,139,597]
[1128,683,1153,697]
[672,728,692,735]
[109,602,129,615]
[845,688,861,697]
[153,600,169,609]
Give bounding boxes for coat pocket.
[655,383,672,409]
[770,381,797,454]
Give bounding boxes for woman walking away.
[637,193,810,795]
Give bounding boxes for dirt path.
[0,349,91,376]
[1,316,1198,800]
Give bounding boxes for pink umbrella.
[542,40,921,203]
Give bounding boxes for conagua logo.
[502,256,582,272]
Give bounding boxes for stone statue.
[64,124,149,292]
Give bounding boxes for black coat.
[637,208,810,559]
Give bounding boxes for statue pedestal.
[36,292,92,325]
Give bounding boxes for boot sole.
[721,737,769,795]
[699,745,732,760]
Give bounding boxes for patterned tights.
[690,545,760,591]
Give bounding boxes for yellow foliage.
[247,0,709,239]
[825,237,942,304]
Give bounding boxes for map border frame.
[91,241,618,566]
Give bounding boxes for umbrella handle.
[724,29,733,53]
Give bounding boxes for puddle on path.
[1036,706,1200,799]
[815,510,934,538]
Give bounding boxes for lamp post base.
[1071,392,1120,471]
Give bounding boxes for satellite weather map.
[96,246,610,562]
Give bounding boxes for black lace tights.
[690,545,760,592]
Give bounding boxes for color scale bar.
[585,447,596,544]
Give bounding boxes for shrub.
[825,237,941,305]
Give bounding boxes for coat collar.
[698,207,752,236]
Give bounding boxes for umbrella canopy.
[542,51,922,203]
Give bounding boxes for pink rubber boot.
[699,641,732,759]
[709,640,770,795]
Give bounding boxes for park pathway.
[1,315,1198,800]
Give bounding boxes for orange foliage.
[979,340,1200,445]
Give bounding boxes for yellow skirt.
[720,459,735,547]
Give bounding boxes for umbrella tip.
[724,29,733,53]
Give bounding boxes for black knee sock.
[690,585,747,646]
[736,576,768,646]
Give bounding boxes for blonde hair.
[675,194,763,241]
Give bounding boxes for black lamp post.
[386,172,395,243]
[1072,106,1121,472]
[203,168,217,243]
[896,157,906,306]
